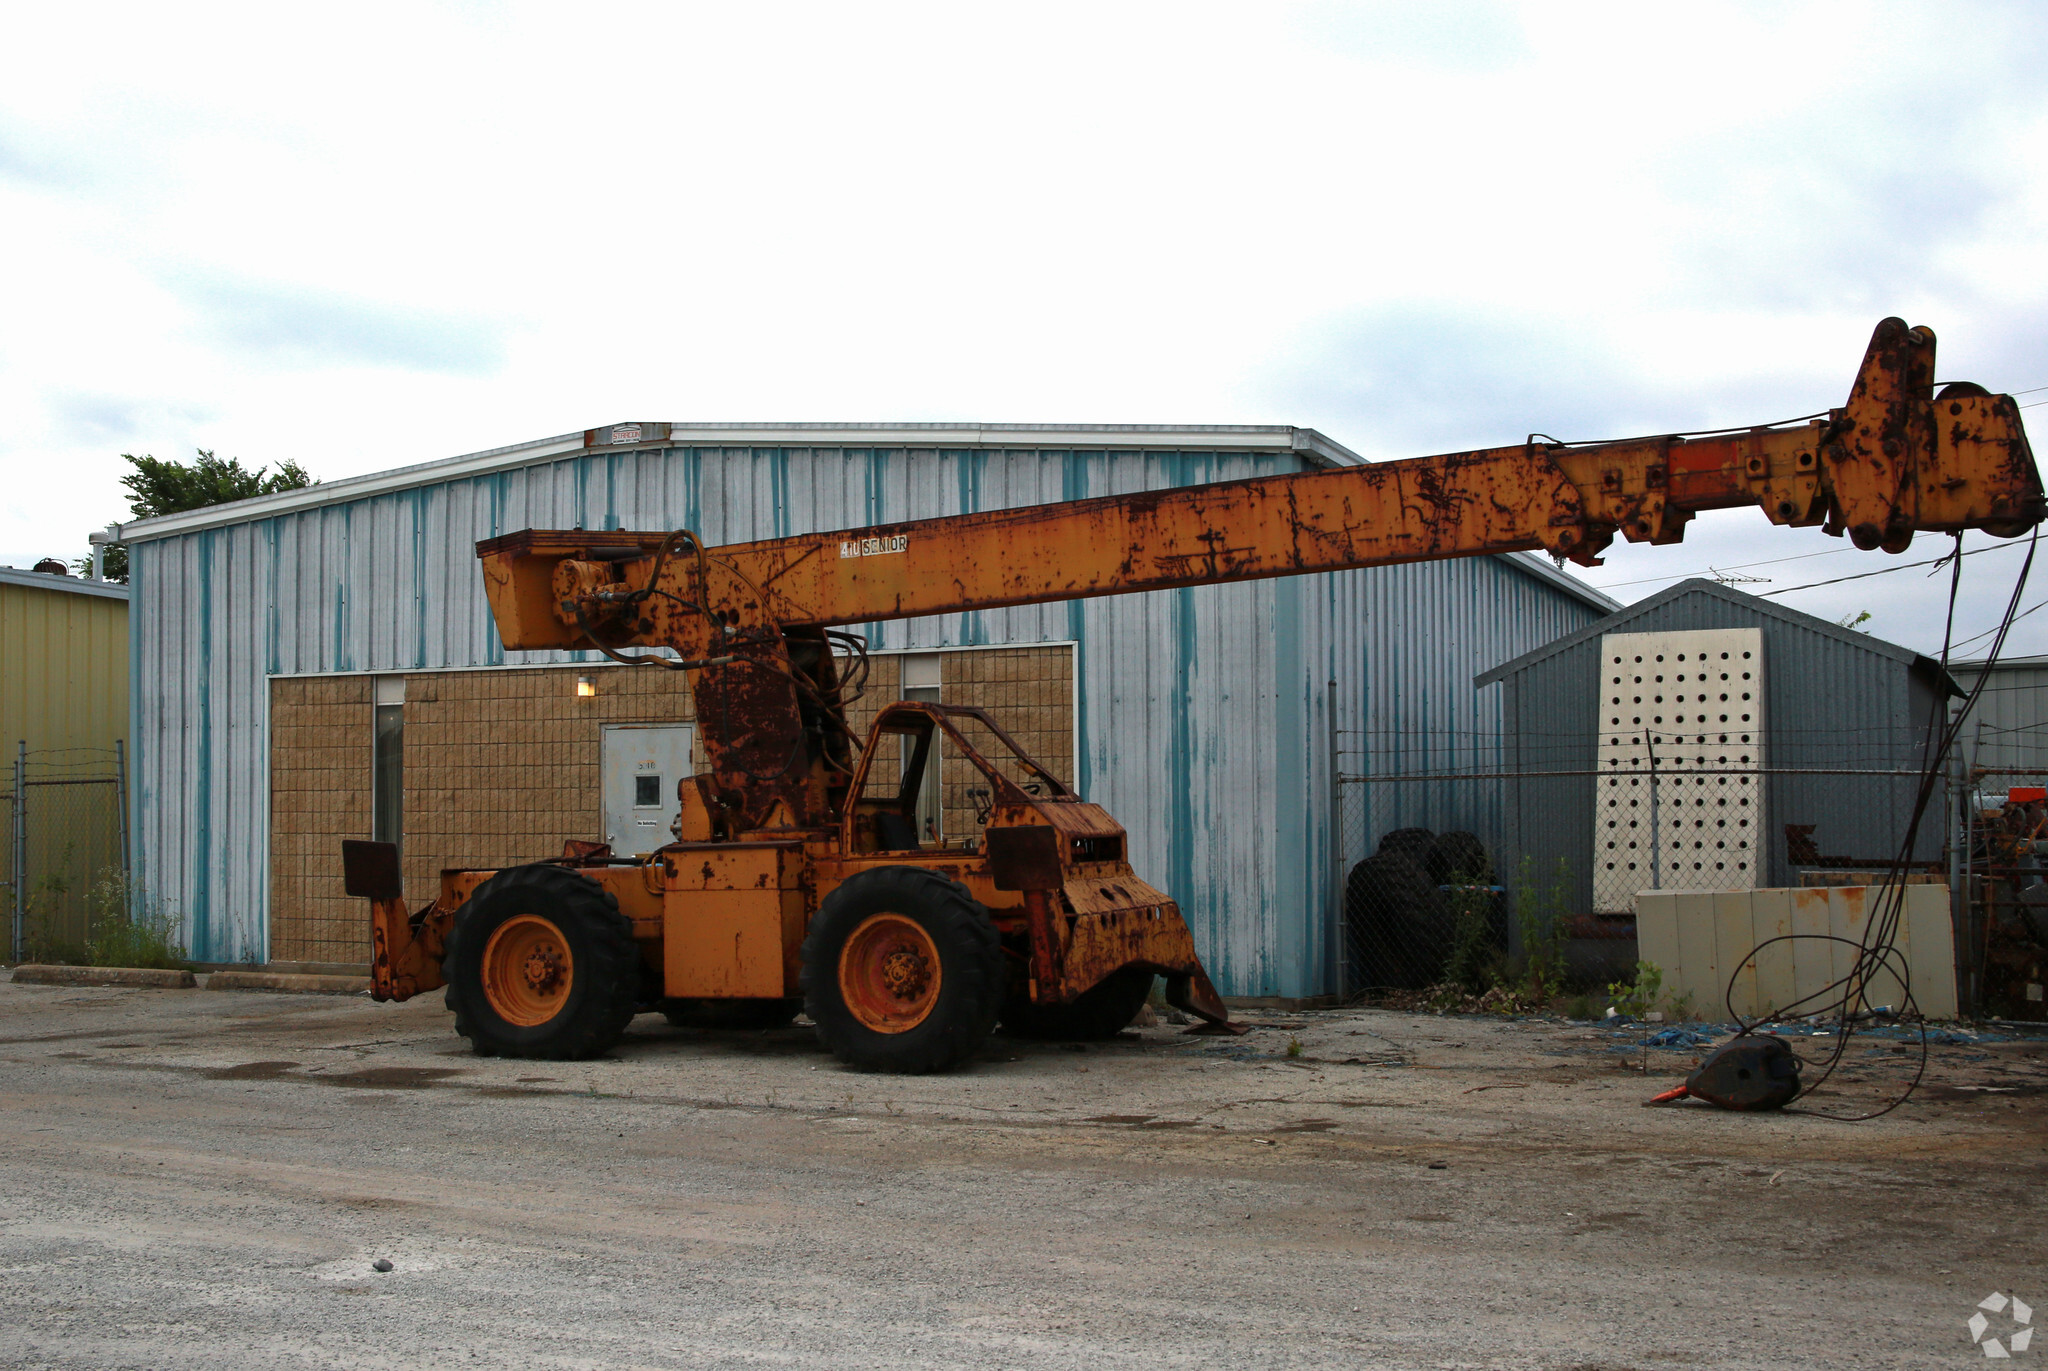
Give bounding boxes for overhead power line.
[1759,539,2028,597]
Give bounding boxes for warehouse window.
[372,676,405,854]
[901,653,942,843]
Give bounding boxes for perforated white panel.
[1593,628,1764,913]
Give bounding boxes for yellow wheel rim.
[838,912,941,1034]
[481,913,575,1027]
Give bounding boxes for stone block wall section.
[840,644,1075,840]
[395,665,698,895]
[269,675,373,965]
[269,665,693,964]
[269,644,1072,964]
[939,646,1074,838]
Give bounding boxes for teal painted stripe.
[681,447,704,535]
[1166,584,1197,968]
[770,447,792,538]
[410,489,428,668]
[191,530,215,961]
[955,449,988,646]
[1061,450,1090,799]
[332,505,354,673]
[127,544,145,923]
[263,521,282,677]
[484,475,508,665]
[1271,574,1305,996]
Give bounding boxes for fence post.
[1644,729,1661,897]
[11,741,23,964]
[114,738,131,884]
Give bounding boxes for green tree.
[78,450,315,582]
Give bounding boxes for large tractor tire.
[1427,830,1493,885]
[662,997,802,1031]
[1344,851,1454,990]
[1000,967,1155,1041]
[442,864,640,1060]
[1377,827,1437,865]
[800,867,1004,1074]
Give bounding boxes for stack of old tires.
[1344,828,1498,990]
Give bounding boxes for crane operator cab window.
[847,705,1071,855]
[853,717,937,853]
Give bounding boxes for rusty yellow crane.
[346,318,2039,1071]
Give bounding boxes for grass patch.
[24,868,186,969]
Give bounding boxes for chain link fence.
[1333,737,1518,995]
[3,745,130,964]
[1958,766,2048,1021]
[1334,729,1968,1002]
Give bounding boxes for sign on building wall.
[1594,628,1765,912]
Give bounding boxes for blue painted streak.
[191,530,215,960]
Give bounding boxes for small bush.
[21,861,84,964]
[1511,856,1572,1003]
[66,870,186,969]
[1440,881,1500,993]
[1605,960,1665,1019]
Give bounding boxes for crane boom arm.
[475,318,2040,827]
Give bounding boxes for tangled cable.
[1721,525,2039,1120]
[561,528,879,787]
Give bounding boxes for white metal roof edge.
[112,422,1365,544]
[115,429,587,544]
[0,566,129,600]
[1473,576,1940,689]
[1497,552,1622,616]
[1950,654,2048,673]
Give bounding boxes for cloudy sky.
[3,1,2044,657]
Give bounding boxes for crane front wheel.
[801,867,1002,1073]
[442,864,639,1060]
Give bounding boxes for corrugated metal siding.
[1953,659,2048,778]
[130,443,1601,988]
[1318,554,1608,981]
[1489,587,1945,918]
[1,579,128,758]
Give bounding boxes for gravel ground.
[0,980,2043,1370]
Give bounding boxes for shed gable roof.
[1474,577,1953,690]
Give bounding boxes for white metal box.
[1634,884,1956,1021]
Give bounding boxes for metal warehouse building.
[3,565,130,958]
[114,422,1612,995]
[1952,654,2048,782]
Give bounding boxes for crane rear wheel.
[1000,967,1155,1041]
[442,864,638,1060]
[801,867,1002,1074]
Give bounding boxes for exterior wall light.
[576,675,596,698]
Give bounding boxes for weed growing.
[24,868,185,969]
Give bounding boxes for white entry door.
[601,723,695,855]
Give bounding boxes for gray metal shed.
[114,422,1612,991]
[1952,655,2048,783]
[1475,578,1958,918]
